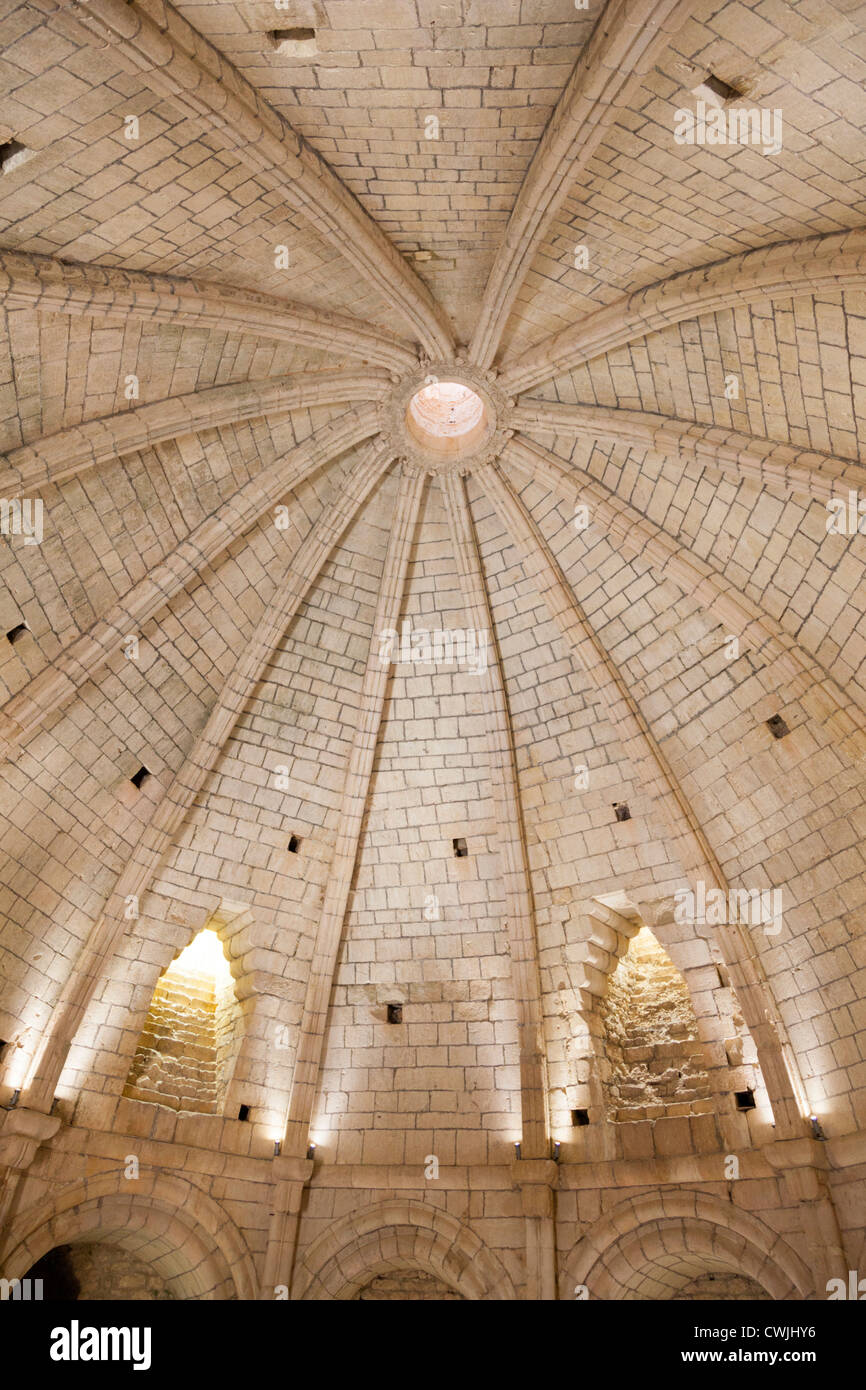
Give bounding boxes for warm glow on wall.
[175,928,232,985]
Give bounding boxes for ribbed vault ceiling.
[1,0,866,1153]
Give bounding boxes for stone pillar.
[767,1139,848,1296]
[260,1155,315,1300]
[0,1108,62,1259]
[715,922,806,1140]
[513,1157,559,1300]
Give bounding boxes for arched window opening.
[123,928,241,1114]
[599,926,711,1122]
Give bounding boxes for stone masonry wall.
[33,1242,176,1301]
[600,927,712,1121]
[64,1243,176,1301]
[672,1273,772,1300]
[214,969,241,1113]
[356,1271,464,1300]
[123,963,220,1114]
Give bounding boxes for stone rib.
[440,471,550,1160]
[512,399,866,503]
[0,404,381,760]
[61,0,453,357]
[0,371,393,495]
[25,438,397,1109]
[0,250,418,373]
[470,0,691,368]
[506,433,866,755]
[282,466,427,1159]
[501,229,866,394]
[477,461,806,1137]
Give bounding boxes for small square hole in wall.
[288,835,301,854]
[6,622,28,645]
[571,1108,590,1127]
[734,1088,756,1112]
[767,714,790,740]
[613,802,631,822]
[129,766,151,790]
[0,140,33,174]
[387,1003,403,1024]
[238,1103,250,1122]
[452,837,468,857]
[691,73,742,107]
[268,27,317,55]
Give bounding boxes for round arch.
[295,1199,516,1301]
[2,1171,258,1301]
[563,1190,813,1300]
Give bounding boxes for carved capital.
[0,1107,62,1171]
